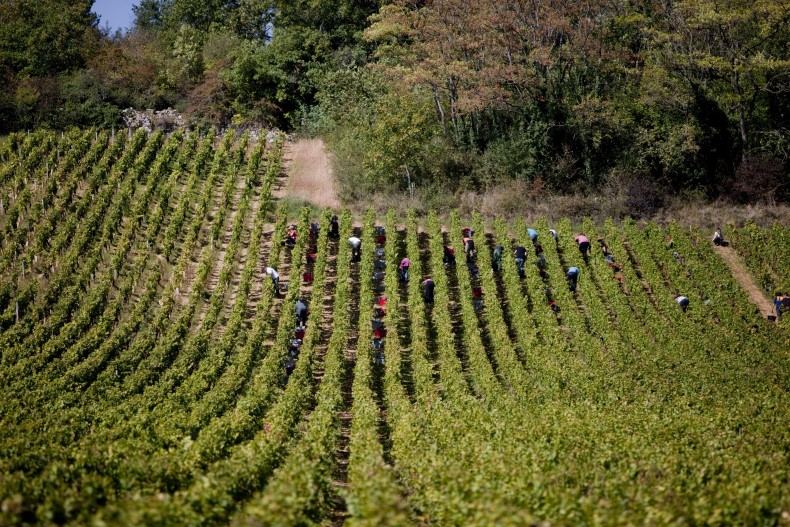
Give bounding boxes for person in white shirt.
[675,295,689,312]
[712,228,725,246]
[266,267,280,296]
[349,236,362,262]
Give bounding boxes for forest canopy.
[0,0,788,204]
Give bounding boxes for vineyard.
[1,130,789,526]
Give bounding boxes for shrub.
[721,155,787,204]
[625,177,665,218]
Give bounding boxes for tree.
[133,0,169,30]
[653,0,790,162]
[0,0,99,76]
[134,0,272,39]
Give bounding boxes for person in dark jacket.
[329,215,339,239]
[514,245,527,277]
[575,234,590,258]
[463,236,476,261]
[295,298,308,325]
[443,245,456,265]
[422,278,435,303]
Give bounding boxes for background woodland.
[1,0,789,210]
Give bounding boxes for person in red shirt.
[285,225,297,247]
[443,245,455,266]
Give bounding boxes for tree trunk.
[433,85,446,129]
[732,69,748,163]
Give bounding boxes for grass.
[278,196,325,222]
[342,181,790,230]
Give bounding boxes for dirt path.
[280,139,340,209]
[713,245,775,318]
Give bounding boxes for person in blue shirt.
[566,267,579,292]
[527,228,538,246]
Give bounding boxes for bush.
[625,177,665,218]
[721,155,787,204]
[472,125,550,187]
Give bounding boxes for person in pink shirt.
[285,225,297,247]
[399,257,411,282]
[575,233,590,258]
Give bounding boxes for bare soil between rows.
[713,245,776,318]
[280,138,340,209]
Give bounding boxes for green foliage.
[133,0,168,30]
[1,0,788,206]
[166,24,205,88]
[1,131,790,524]
[472,121,552,187]
[318,69,440,197]
[317,0,790,200]
[56,70,124,128]
[0,0,99,77]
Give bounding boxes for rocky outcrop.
[121,108,289,143]
[122,108,187,132]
